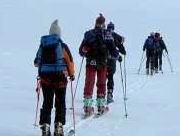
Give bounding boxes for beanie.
[155,32,160,38]
[95,13,105,28]
[107,22,115,30]
[49,19,61,37]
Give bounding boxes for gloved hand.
[80,46,89,57]
[34,63,39,67]
[34,58,39,67]
[69,75,75,81]
[118,56,122,62]
[121,36,125,44]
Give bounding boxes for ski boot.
[41,123,51,136]
[146,68,149,75]
[159,65,163,73]
[150,69,154,75]
[54,122,64,136]
[96,98,109,115]
[83,98,94,117]
[155,68,158,73]
[107,89,114,104]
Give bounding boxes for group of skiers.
[143,32,168,75]
[34,14,168,136]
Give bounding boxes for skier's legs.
[150,51,155,75]
[54,87,66,136]
[107,59,116,90]
[154,51,159,70]
[39,87,54,125]
[146,51,150,74]
[159,51,163,70]
[97,66,107,98]
[54,87,66,125]
[96,67,108,113]
[83,66,96,115]
[83,66,96,98]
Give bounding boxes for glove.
[34,58,39,67]
[121,36,125,44]
[81,46,89,56]
[34,63,39,67]
[118,56,122,62]
[69,75,75,81]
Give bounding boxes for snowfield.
[0,0,180,136]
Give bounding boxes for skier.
[143,32,156,75]
[79,14,119,116]
[106,22,126,104]
[154,32,168,72]
[34,19,75,136]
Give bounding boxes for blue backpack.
[146,37,155,50]
[37,34,66,74]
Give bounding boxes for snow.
[0,0,180,135]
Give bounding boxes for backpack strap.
[41,34,59,47]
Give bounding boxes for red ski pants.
[83,66,107,98]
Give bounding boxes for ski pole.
[137,51,145,74]
[73,57,84,100]
[123,55,127,101]
[34,76,41,127]
[120,62,128,118]
[70,81,76,136]
[165,53,174,72]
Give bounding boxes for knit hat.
[155,32,160,38]
[150,32,155,37]
[107,22,115,30]
[95,13,105,28]
[49,19,61,37]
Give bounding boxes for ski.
[66,129,75,136]
[64,113,94,136]
[81,113,94,120]
[94,107,109,118]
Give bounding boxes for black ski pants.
[39,87,66,125]
[107,59,116,90]
[146,50,155,70]
[154,51,163,69]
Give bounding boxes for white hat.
[49,19,61,37]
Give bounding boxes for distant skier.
[143,32,156,75]
[34,19,75,136]
[79,14,119,116]
[154,32,168,72]
[106,22,126,104]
